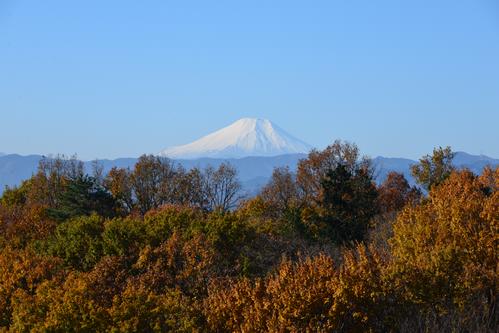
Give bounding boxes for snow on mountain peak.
[159,118,312,159]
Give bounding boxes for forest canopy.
[0,142,497,332]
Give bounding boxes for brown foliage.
[29,155,84,207]
[0,248,64,328]
[131,155,177,215]
[205,245,391,332]
[105,167,134,215]
[0,147,497,332]
[203,163,242,212]
[389,168,498,328]
[260,166,303,214]
[132,232,216,297]
[0,203,55,248]
[108,285,202,332]
[205,254,337,332]
[297,140,368,202]
[377,171,421,214]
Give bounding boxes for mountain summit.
[159,118,312,159]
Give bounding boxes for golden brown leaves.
[389,169,498,316]
[205,246,391,333]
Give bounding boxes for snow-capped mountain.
[159,118,313,159]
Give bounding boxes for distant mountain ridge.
[6,118,495,194]
[1,152,498,195]
[159,118,312,159]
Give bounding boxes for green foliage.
[0,181,30,208]
[44,215,104,271]
[147,208,268,277]
[102,217,147,258]
[319,164,379,243]
[410,146,455,191]
[47,175,117,221]
[240,197,308,241]
[143,205,204,246]
[202,212,264,277]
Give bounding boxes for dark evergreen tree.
[48,175,116,221]
[320,164,379,243]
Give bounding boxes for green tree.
[45,215,104,271]
[102,217,147,258]
[47,175,116,221]
[0,181,29,208]
[410,146,455,191]
[319,163,379,243]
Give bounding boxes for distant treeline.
[0,141,497,332]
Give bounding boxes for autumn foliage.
[0,147,497,332]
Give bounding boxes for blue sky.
[1,0,498,160]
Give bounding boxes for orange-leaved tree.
[389,168,498,328]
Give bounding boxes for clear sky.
[1,0,498,160]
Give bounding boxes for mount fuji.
[159,118,313,159]
[2,118,498,195]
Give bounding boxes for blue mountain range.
[0,152,497,195]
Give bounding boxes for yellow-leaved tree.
[389,168,498,329]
